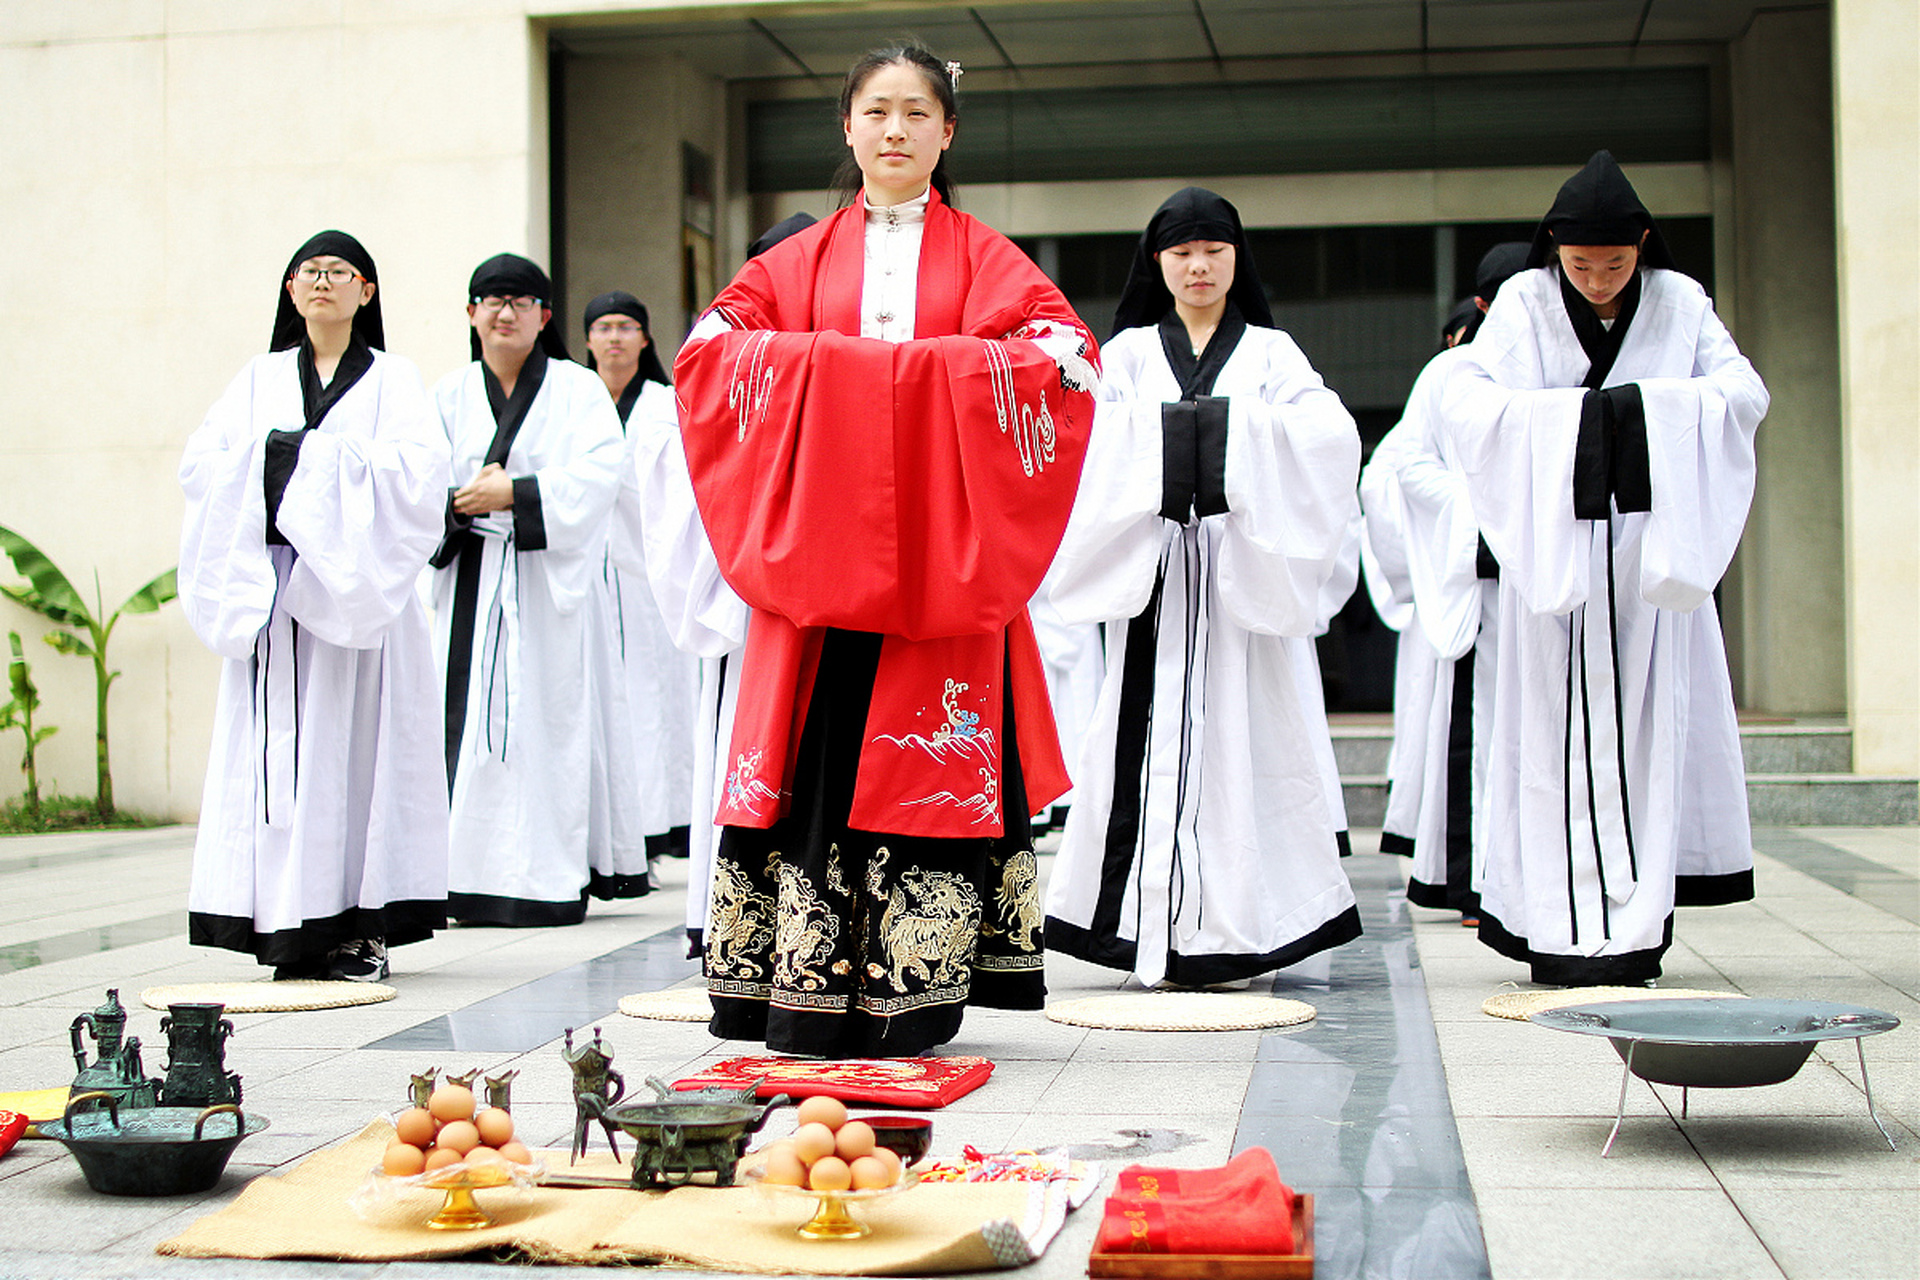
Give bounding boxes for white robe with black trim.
[179,348,450,961]
[1044,324,1363,988]
[1364,346,1500,909]
[431,357,641,922]
[608,378,698,845]
[1442,267,1765,983]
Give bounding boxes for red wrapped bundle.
[1094,1148,1297,1256]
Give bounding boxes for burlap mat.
[141,980,396,1013]
[1046,993,1316,1032]
[159,1119,1078,1272]
[1482,987,1746,1021]
[618,987,712,1021]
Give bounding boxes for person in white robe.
[179,230,450,982]
[633,212,814,959]
[583,291,698,879]
[1045,188,1363,988]
[430,253,642,926]
[1363,244,1529,917]
[1442,152,1766,984]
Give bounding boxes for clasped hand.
[452,463,515,515]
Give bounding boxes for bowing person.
[179,231,451,982]
[1044,188,1363,989]
[1443,152,1768,984]
[431,254,646,926]
[673,44,1100,1057]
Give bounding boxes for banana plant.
[0,631,56,815]
[0,525,176,818]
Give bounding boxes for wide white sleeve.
[1634,306,1766,611]
[1359,421,1416,631]
[518,376,627,615]
[1440,295,1590,617]
[1213,332,1363,637]
[634,390,749,657]
[1045,345,1170,626]
[274,355,453,648]
[177,360,278,659]
[1394,355,1486,659]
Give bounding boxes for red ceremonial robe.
[674,190,1098,840]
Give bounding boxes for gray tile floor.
[0,824,1913,1279]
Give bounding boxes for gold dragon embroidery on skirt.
[773,860,841,991]
[986,846,1042,950]
[707,854,777,981]
[863,846,982,992]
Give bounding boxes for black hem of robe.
[447,890,589,928]
[1675,869,1754,907]
[1044,903,1363,987]
[189,901,445,967]
[1405,877,1450,908]
[706,629,1045,1060]
[1335,829,1353,858]
[587,870,655,901]
[1476,907,1673,986]
[1379,830,1416,857]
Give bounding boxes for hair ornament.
[946,59,964,87]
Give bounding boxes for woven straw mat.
[1045,992,1315,1032]
[618,987,712,1021]
[1482,986,1745,1021]
[140,980,396,1013]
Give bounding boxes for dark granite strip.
[1236,853,1492,1279]
[1753,830,1919,924]
[364,924,700,1053]
[0,911,188,973]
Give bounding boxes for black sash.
[264,335,374,545]
[441,348,550,789]
[1155,304,1244,521]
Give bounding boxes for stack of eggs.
[760,1096,905,1192]
[381,1082,532,1177]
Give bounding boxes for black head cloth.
[1526,151,1678,271]
[1442,296,1481,347]
[1475,241,1532,301]
[467,253,569,361]
[581,290,670,385]
[272,230,383,352]
[748,212,818,261]
[1110,187,1274,337]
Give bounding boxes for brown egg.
[423,1146,464,1172]
[848,1154,895,1190]
[394,1107,438,1149]
[807,1156,853,1192]
[796,1095,848,1130]
[792,1122,837,1164]
[428,1084,476,1123]
[497,1140,532,1166]
[870,1146,904,1182]
[834,1120,876,1162]
[382,1141,428,1177]
[465,1145,506,1168]
[763,1147,807,1186]
[475,1106,515,1148]
[435,1119,481,1154]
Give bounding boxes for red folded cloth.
[671,1055,994,1108]
[0,1110,26,1160]
[1095,1147,1296,1256]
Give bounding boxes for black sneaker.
[271,957,328,981]
[326,938,389,982]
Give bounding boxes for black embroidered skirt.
[706,630,1046,1058]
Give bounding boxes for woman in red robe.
[674,43,1099,1057]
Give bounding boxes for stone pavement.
[0,824,1912,1279]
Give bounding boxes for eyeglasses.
[293,265,363,286]
[588,320,642,337]
[476,296,543,314]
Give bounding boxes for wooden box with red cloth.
[1088,1148,1313,1278]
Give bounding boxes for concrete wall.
[1831,0,1919,775]
[0,4,551,818]
[560,54,726,347]
[1727,9,1846,714]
